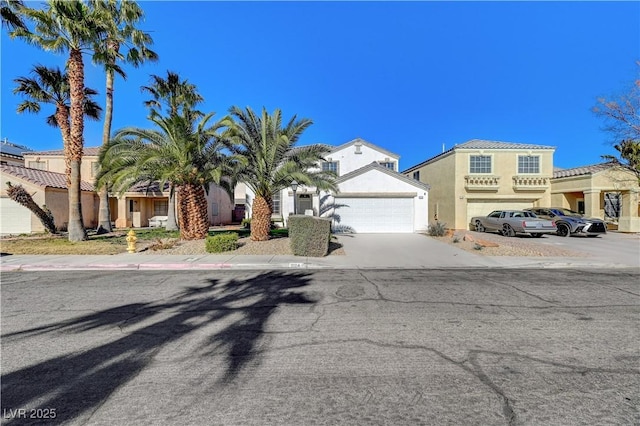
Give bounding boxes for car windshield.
[553,208,581,216]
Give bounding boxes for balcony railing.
[464,175,500,191]
[512,176,549,191]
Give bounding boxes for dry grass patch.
[0,235,123,255]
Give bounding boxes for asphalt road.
[1,269,639,425]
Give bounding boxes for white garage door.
[334,197,414,233]
[467,200,534,226]
[0,198,32,235]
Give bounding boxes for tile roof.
[330,138,400,159]
[0,141,34,158]
[553,162,617,178]
[26,146,102,157]
[0,164,94,191]
[402,139,556,173]
[336,161,430,191]
[455,139,556,150]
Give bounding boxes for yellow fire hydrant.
[126,229,137,253]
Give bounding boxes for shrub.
[241,218,251,229]
[452,236,460,243]
[427,222,447,237]
[148,238,179,251]
[473,243,483,250]
[289,215,332,257]
[205,233,239,253]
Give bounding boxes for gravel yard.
[431,230,589,257]
[140,236,346,256]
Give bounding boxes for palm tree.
[90,0,158,233]
[13,64,102,184]
[141,71,204,120]
[140,71,205,230]
[1,0,26,30]
[9,0,108,241]
[602,139,640,184]
[97,110,234,240]
[222,106,338,241]
[5,182,57,234]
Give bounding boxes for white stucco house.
[235,138,430,233]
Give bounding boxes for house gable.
[325,138,401,176]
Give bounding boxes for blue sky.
[1,1,638,171]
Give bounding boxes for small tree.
[6,182,57,234]
[593,65,640,184]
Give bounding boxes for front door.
[297,194,313,215]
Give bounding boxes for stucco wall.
[328,143,399,175]
[22,153,98,183]
[408,153,457,228]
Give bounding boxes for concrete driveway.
[329,232,640,269]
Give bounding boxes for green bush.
[241,218,251,229]
[205,233,239,253]
[427,222,447,237]
[289,215,332,257]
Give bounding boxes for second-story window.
[412,170,420,180]
[322,161,339,174]
[379,161,396,171]
[28,160,47,170]
[469,155,492,174]
[518,155,540,174]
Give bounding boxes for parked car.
[525,207,607,237]
[470,210,557,237]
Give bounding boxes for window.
[272,191,281,215]
[518,155,540,174]
[469,155,491,173]
[412,170,420,180]
[28,161,47,170]
[153,199,168,216]
[379,161,396,171]
[321,161,339,174]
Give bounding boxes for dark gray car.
[525,207,607,237]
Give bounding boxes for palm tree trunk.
[251,195,272,241]
[165,184,179,231]
[6,182,57,234]
[54,106,72,186]
[67,48,87,242]
[97,67,115,233]
[177,184,210,240]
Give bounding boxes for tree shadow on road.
[1,271,315,425]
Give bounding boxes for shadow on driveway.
[1,271,315,425]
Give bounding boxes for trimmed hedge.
[205,233,239,253]
[289,215,332,257]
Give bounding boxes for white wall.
[328,143,400,176]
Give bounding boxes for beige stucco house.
[0,146,233,234]
[0,164,97,234]
[551,162,639,232]
[402,140,555,230]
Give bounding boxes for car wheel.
[502,223,515,237]
[475,221,485,233]
[556,223,570,237]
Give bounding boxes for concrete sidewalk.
[1,233,638,271]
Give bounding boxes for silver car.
[525,207,607,237]
[471,210,557,237]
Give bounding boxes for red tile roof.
[553,162,617,178]
[26,147,101,157]
[0,164,94,191]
